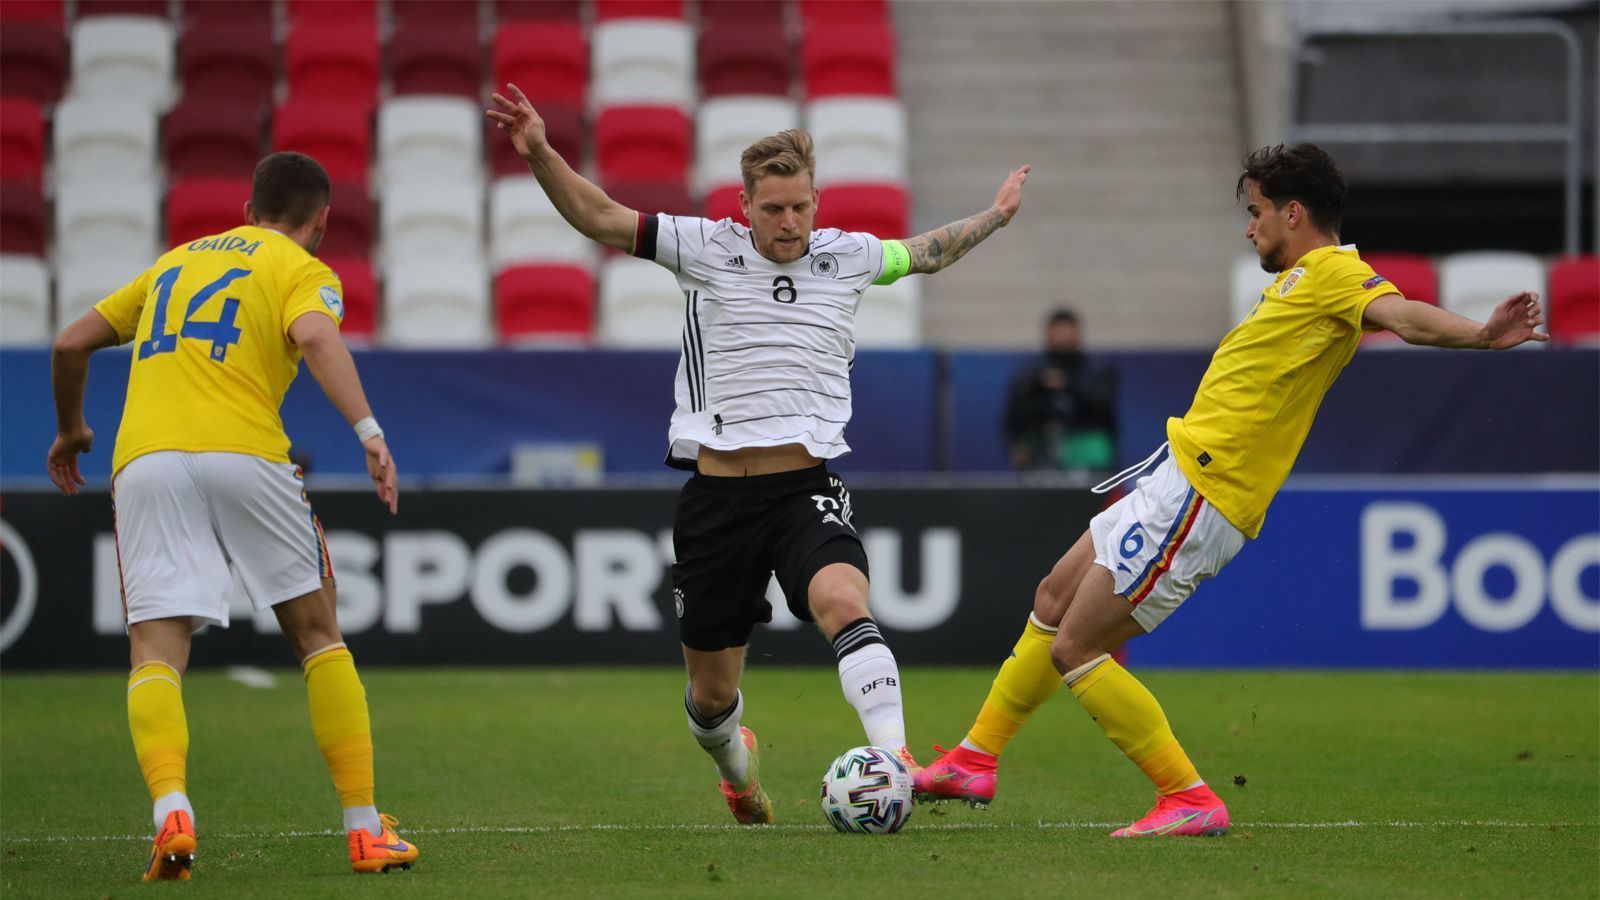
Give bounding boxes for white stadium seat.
[383,258,493,347]
[591,20,695,111]
[53,96,159,183]
[71,16,176,111]
[0,254,51,345]
[1439,251,1548,339]
[695,96,800,193]
[489,177,598,271]
[854,277,921,347]
[597,255,684,348]
[378,96,483,186]
[805,97,907,188]
[55,255,151,326]
[380,179,485,266]
[1230,254,1275,326]
[55,179,159,267]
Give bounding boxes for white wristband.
[354,417,384,443]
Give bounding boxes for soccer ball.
[819,746,914,834]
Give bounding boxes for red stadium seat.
[390,19,482,98]
[286,21,379,106]
[179,19,275,109]
[0,0,62,23]
[321,181,376,259]
[391,0,480,25]
[77,0,169,15]
[166,176,252,246]
[164,99,264,178]
[0,21,66,105]
[699,22,790,97]
[321,254,378,338]
[798,0,886,24]
[287,0,376,24]
[698,0,787,29]
[0,181,46,256]
[495,0,582,21]
[802,22,895,98]
[1549,255,1599,343]
[273,99,372,185]
[493,21,587,107]
[815,183,906,238]
[703,184,747,225]
[488,102,583,175]
[606,181,699,217]
[595,0,684,20]
[181,0,271,22]
[595,106,690,186]
[1361,253,1438,304]
[497,264,595,340]
[0,98,44,185]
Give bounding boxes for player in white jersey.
[489,83,1028,823]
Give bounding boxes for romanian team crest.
[811,253,839,278]
[1363,275,1389,290]
[1277,267,1306,297]
[319,285,344,318]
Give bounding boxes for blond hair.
[739,129,816,194]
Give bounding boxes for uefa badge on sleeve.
[319,285,345,319]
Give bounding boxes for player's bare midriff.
[696,443,821,477]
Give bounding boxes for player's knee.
[688,680,737,717]
[1033,572,1071,623]
[808,577,869,635]
[1049,631,1096,674]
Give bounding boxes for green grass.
[2,667,1596,898]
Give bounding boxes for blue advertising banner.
[1132,481,1600,669]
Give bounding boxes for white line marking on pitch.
[3,820,1592,845]
[225,666,277,689]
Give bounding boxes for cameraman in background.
[1004,308,1117,473]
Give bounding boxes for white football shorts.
[1089,450,1246,632]
[113,450,333,630]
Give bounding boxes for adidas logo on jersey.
[724,256,746,270]
[822,513,843,527]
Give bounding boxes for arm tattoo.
[904,207,1008,274]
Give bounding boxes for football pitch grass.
[2,667,1596,898]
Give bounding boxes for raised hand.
[486,83,548,160]
[1483,291,1548,350]
[46,426,93,496]
[363,435,399,514]
[994,165,1031,223]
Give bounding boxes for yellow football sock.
[303,644,375,809]
[1068,657,1200,795]
[965,615,1063,756]
[127,662,188,801]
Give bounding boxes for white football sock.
[152,791,193,831]
[833,619,907,753]
[343,804,381,837]
[685,687,749,786]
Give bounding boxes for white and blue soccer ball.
[819,746,914,834]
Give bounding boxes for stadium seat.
[285,21,379,106]
[815,184,907,238]
[0,254,51,345]
[181,0,272,23]
[178,19,275,110]
[698,0,787,29]
[321,182,376,260]
[0,21,67,105]
[272,99,372,185]
[321,253,378,339]
[0,98,45,185]
[597,254,684,347]
[71,16,177,110]
[390,19,482,98]
[591,19,695,111]
[702,184,746,225]
[490,176,598,270]
[166,177,251,246]
[0,182,46,256]
[489,103,583,175]
[1440,251,1547,342]
[0,1,63,24]
[380,179,485,267]
[801,22,895,98]
[55,180,159,267]
[698,22,791,98]
[607,181,698,218]
[493,21,587,108]
[56,257,152,326]
[391,0,480,25]
[1548,255,1599,344]
[53,96,159,183]
[378,96,483,185]
[798,0,886,25]
[496,264,595,342]
[383,257,493,347]
[696,96,799,191]
[595,106,691,186]
[164,99,264,179]
[1360,252,1437,304]
[855,277,921,347]
[77,0,168,15]
[287,0,376,25]
[806,97,906,187]
[595,0,685,19]
[496,0,582,21]
[1229,254,1275,325]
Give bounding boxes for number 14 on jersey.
[137,265,250,363]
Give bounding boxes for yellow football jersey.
[94,226,344,476]
[1167,244,1400,538]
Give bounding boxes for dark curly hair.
[1236,144,1347,236]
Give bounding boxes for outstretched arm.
[290,313,398,514]
[486,83,637,253]
[1363,291,1547,349]
[47,310,122,495]
[902,165,1029,275]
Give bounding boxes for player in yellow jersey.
[915,144,1546,835]
[46,152,419,879]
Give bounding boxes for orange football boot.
[349,813,419,873]
[141,809,196,882]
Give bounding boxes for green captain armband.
[874,240,911,285]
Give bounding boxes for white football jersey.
[632,214,892,468]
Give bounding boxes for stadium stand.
[55,179,159,266]
[0,98,45,185]
[378,96,484,185]
[490,176,598,269]
[322,183,377,260]
[815,184,907,239]
[0,18,67,105]
[380,178,485,267]
[181,0,273,23]
[287,0,376,25]
[273,99,373,185]
[493,21,588,108]
[391,0,481,25]
[0,0,62,24]
[597,255,681,347]
[591,18,695,110]
[1358,252,1439,347]
[70,15,175,111]
[1440,251,1548,341]
[699,0,787,30]
[53,95,158,183]
[496,0,583,22]
[383,257,492,347]
[322,253,378,340]
[806,97,907,187]
[488,103,584,175]
[595,105,691,186]
[854,278,921,347]
[0,183,46,257]
[55,256,151,326]
[596,0,685,20]
[285,20,379,107]
[497,264,596,342]
[164,99,265,179]
[390,19,483,98]
[1229,255,1275,325]
[0,254,51,345]
[695,96,799,191]
[607,181,698,218]
[801,21,895,98]
[1548,255,1599,344]
[77,0,167,15]
[702,185,745,224]
[698,21,791,98]
[165,176,251,246]
[177,18,275,110]
[797,0,888,25]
